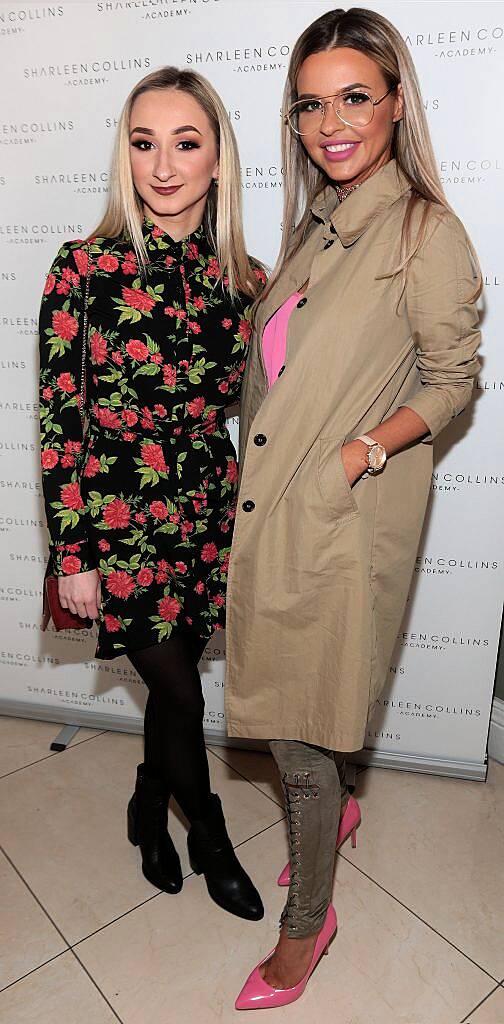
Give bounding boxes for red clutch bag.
[42,574,93,632]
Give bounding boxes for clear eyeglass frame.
[285,86,395,136]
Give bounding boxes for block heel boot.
[127,763,183,894]
[187,793,264,920]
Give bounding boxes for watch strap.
[357,434,378,448]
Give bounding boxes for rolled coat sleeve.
[402,210,481,440]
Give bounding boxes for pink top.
[262,291,302,389]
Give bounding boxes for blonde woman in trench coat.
[229,8,482,1012]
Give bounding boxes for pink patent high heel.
[235,903,337,1010]
[277,795,361,887]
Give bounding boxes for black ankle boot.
[127,764,183,894]
[187,793,264,920]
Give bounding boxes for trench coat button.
[278,365,285,376]
[296,297,307,308]
[254,433,267,446]
[324,239,334,250]
[242,500,255,512]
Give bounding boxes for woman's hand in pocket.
[58,569,102,620]
[341,441,368,487]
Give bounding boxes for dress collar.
[310,159,412,247]
[141,217,208,257]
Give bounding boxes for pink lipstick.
[151,185,183,196]
[320,141,361,162]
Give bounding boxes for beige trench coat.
[224,160,481,752]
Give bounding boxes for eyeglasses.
[285,87,395,136]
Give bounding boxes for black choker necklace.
[335,181,363,203]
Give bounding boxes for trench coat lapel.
[326,160,411,246]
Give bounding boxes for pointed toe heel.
[235,904,337,1010]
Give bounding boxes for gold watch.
[356,434,387,474]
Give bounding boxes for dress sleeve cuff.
[50,540,96,577]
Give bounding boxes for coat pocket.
[317,438,359,522]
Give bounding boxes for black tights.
[128,631,210,823]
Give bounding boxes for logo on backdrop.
[186,43,290,73]
[0,5,64,36]
[0,514,45,534]
[0,650,59,668]
[242,164,284,191]
[376,697,482,722]
[22,56,151,88]
[0,315,37,336]
[0,442,37,457]
[95,0,218,21]
[0,272,16,282]
[414,555,500,576]
[440,158,503,186]
[34,170,109,195]
[0,223,83,245]
[432,470,504,493]
[0,479,42,496]
[1,121,75,146]
[404,24,503,58]
[0,400,39,420]
[0,586,42,604]
[399,631,489,652]
[475,377,504,393]
[26,683,127,709]
[84,659,142,685]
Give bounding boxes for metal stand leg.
[346,762,357,793]
[50,725,80,752]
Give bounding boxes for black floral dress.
[39,219,262,659]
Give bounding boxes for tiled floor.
[0,716,502,1023]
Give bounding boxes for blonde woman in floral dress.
[39,67,264,919]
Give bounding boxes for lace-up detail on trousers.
[270,740,347,938]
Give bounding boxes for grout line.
[460,982,503,1023]
[69,947,124,1023]
[337,850,501,985]
[232,815,286,852]
[206,747,285,809]
[0,844,71,950]
[0,731,109,780]
[70,816,286,951]
[0,949,68,996]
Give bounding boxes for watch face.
[369,444,386,471]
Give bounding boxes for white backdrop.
[1,0,502,778]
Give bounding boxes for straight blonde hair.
[265,7,481,300]
[91,66,261,299]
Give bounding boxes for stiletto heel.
[277,795,361,887]
[235,904,337,1010]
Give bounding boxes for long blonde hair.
[91,66,261,299]
[266,7,480,299]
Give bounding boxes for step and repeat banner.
[0,1,502,776]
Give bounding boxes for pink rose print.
[103,498,131,530]
[122,286,155,312]
[52,310,78,341]
[141,443,167,474]
[158,595,181,621]
[61,555,82,575]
